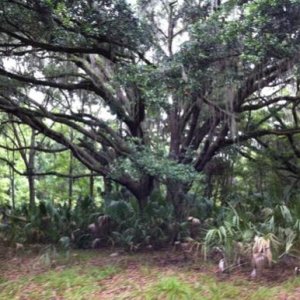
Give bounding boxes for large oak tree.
[0,0,300,216]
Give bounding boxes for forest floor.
[1,246,300,300]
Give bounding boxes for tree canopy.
[0,0,299,216]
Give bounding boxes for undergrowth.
[1,250,300,300]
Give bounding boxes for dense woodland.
[0,0,300,264]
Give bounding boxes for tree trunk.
[103,177,112,195]
[5,134,15,210]
[89,171,94,199]
[10,151,15,210]
[166,180,190,221]
[167,98,187,221]
[28,129,36,209]
[28,172,35,209]
[68,151,73,208]
[133,175,154,215]
[11,170,15,210]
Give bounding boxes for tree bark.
[103,177,112,195]
[166,180,189,221]
[28,171,35,209]
[28,129,36,209]
[68,151,73,208]
[89,171,94,199]
[133,175,154,214]
[10,150,16,210]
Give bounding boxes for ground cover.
[1,246,300,300]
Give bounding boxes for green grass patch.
[282,276,300,291]
[247,286,279,300]
[142,276,195,300]
[1,250,300,299]
[138,274,283,300]
[0,276,7,284]
[0,277,30,300]
[0,265,118,300]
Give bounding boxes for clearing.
[0,246,300,300]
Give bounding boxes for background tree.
[0,0,299,218]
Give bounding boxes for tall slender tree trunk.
[10,117,36,209]
[10,150,15,210]
[68,129,75,208]
[68,151,73,209]
[89,171,94,199]
[103,177,112,195]
[28,172,35,209]
[28,129,36,209]
[167,96,186,220]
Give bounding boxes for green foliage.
[0,1,299,259]
[0,196,102,247]
[204,191,300,261]
[0,264,118,300]
[103,190,177,249]
[110,145,199,184]
[134,148,199,184]
[0,189,191,250]
[141,273,282,300]
[146,277,194,300]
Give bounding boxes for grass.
[0,259,119,300]
[1,249,300,299]
[138,273,300,300]
[143,276,195,300]
[138,275,264,300]
[0,276,7,284]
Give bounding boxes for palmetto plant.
[204,190,300,264]
[100,190,194,250]
[0,196,103,247]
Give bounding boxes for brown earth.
[1,245,300,299]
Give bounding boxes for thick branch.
[0,144,67,153]
[0,156,102,178]
[240,96,300,112]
